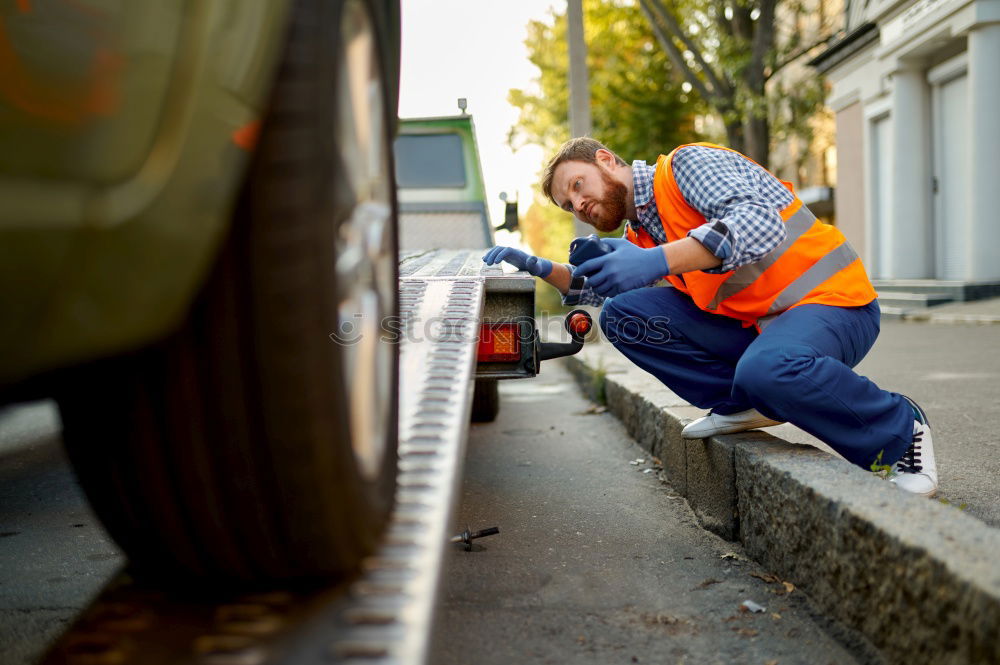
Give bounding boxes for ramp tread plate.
[41,271,485,665]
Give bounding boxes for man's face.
[551,158,628,233]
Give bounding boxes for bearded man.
[482,138,937,497]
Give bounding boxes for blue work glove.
[482,246,553,278]
[572,238,669,297]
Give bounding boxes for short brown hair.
[541,137,627,204]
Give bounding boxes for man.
[483,138,937,496]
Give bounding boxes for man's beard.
[588,169,628,232]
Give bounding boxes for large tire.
[55,0,399,584]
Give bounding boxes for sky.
[398,0,562,245]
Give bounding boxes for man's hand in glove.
[482,246,553,278]
[572,238,669,297]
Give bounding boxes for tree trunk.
[724,119,745,154]
[745,0,777,168]
[743,115,769,167]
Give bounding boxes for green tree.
[509,0,703,258]
[508,0,703,170]
[519,197,577,263]
[639,0,838,167]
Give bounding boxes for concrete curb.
[564,345,1000,665]
[880,307,1000,324]
[901,312,1000,324]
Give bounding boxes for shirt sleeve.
[561,265,607,307]
[671,146,792,274]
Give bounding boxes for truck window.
[394,133,466,188]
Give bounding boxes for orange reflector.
[568,312,592,335]
[232,119,261,151]
[477,323,520,362]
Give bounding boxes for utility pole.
[566,0,592,237]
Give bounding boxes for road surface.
[430,362,880,665]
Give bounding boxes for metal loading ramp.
[40,251,490,665]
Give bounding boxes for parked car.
[0,0,401,584]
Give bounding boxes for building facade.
[813,0,1000,286]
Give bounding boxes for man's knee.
[733,344,817,397]
[598,292,639,342]
[598,298,619,339]
[599,293,672,347]
[599,300,642,345]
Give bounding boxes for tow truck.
[37,253,592,665]
[394,107,579,422]
[1,2,592,662]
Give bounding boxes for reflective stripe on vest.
[756,241,860,329]
[647,145,877,328]
[705,205,817,311]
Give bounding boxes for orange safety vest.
[625,143,876,330]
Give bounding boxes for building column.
[888,66,933,278]
[967,22,1000,281]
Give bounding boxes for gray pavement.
[431,364,877,665]
[882,293,1000,323]
[749,319,999,528]
[0,401,123,665]
[548,301,1000,665]
[855,320,1000,526]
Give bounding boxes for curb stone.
[879,307,1000,324]
[564,344,1000,665]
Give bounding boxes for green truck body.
[394,114,495,251]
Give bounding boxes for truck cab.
[394,110,494,251]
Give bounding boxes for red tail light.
[477,323,520,362]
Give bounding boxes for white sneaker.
[681,408,785,439]
[889,396,938,497]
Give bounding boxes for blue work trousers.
[599,287,913,468]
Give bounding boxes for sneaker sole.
[890,478,937,498]
[681,419,785,439]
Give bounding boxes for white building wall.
[823,0,1000,281]
[967,19,1000,279]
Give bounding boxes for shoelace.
[896,431,924,474]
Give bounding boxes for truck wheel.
[55,0,398,583]
[471,379,500,423]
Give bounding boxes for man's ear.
[594,148,615,169]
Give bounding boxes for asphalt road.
[0,400,123,665]
[429,362,880,665]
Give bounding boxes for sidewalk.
[542,307,1000,665]
[880,294,1000,324]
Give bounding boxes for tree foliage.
[519,197,578,265]
[509,0,704,259]
[639,0,838,168]
[518,197,579,313]
[508,0,704,166]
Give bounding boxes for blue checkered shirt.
[564,145,793,307]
